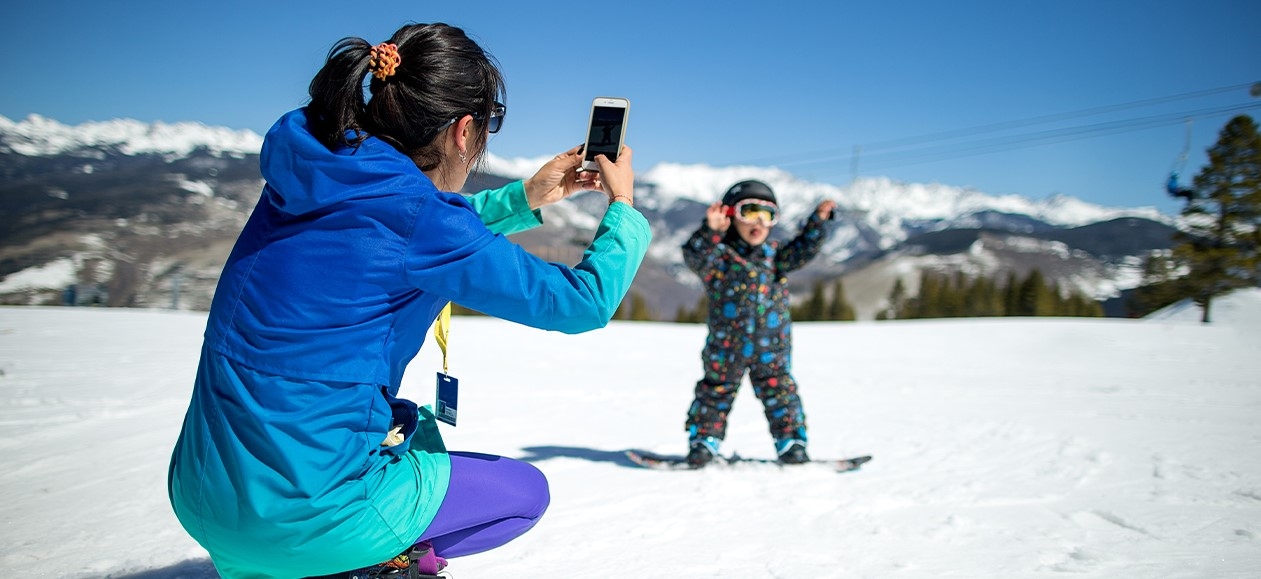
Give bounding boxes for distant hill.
[1,114,1180,318]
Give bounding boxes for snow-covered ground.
[2,292,1259,578]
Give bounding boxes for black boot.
[686,442,715,468]
[777,443,810,465]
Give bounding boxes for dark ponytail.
[307,38,374,147]
[305,23,505,169]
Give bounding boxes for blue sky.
[2,0,1259,214]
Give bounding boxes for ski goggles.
[726,199,779,226]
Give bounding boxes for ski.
[625,449,871,473]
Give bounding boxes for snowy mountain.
[0,114,262,159]
[0,114,1180,318]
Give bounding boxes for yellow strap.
[434,302,452,374]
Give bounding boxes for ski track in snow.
[1,299,1260,578]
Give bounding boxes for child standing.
[681,180,836,468]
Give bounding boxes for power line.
[856,82,1257,154]
[736,81,1260,170]
[791,101,1261,177]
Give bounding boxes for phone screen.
[584,105,627,163]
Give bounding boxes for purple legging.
[416,452,550,558]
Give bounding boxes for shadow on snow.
[516,445,657,468]
[108,558,219,578]
[105,448,652,577]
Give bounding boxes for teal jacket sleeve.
[463,181,543,236]
[405,193,651,334]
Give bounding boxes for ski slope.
[1,293,1259,578]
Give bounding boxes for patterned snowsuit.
[682,213,830,447]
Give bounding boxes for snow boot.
[686,436,721,468]
[776,439,810,465]
[330,541,448,579]
[410,541,447,577]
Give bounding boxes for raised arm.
[682,201,731,275]
[775,201,836,274]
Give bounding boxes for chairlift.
[1168,82,1261,200]
[1166,118,1196,200]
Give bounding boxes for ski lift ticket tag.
[436,372,458,427]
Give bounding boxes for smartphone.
[580,97,630,172]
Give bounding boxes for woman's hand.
[816,200,837,220]
[705,201,730,231]
[595,145,635,206]
[523,145,592,210]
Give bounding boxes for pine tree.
[885,277,907,319]
[1016,269,1049,316]
[942,272,960,317]
[791,280,825,321]
[1171,115,1261,323]
[674,294,709,323]
[1129,250,1186,317]
[1047,280,1064,316]
[882,268,1102,320]
[979,276,1005,316]
[1002,271,1020,316]
[1064,293,1104,317]
[628,292,654,321]
[692,294,709,323]
[912,271,941,319]
[826,280,856,321]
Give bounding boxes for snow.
[1145,287,1261,328]
[2,298,1259,578]
[0,114,263,159]
[172,176,215,197]
[482,153,557,180]
[0,258,76,293]
[637,165,1168,229]
[1,114,1170,233]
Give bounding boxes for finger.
[575,173,602,189]
[594,154,615,173]
[615,145,633,166]
[555,150,582,169]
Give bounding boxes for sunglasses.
[726,199,779,226]
[473,102,506,134]
[441,101,506,134]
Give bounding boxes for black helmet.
[721,179,777,207]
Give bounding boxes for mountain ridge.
[0,114,1179,319]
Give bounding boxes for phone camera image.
[585,106,626,163]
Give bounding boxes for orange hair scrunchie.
[368,42,401,80]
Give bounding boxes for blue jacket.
[168,109,651,578]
